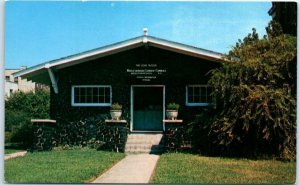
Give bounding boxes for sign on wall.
[127,63,167,82]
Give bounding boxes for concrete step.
[125,149,164,154]
[125,144,164,150]
[125,133,165,154]
[125,145,164,153]
[126,138,164,144]
[127,135,163,140]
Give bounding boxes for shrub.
[10,121,34,148]
[5,110,30,132]
[110,103,122,110]
[5,89,50,149]
[192,21,296,160]
[5,110,33,148]
[166,103,180,110]
[5,89,50,119]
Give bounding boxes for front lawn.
[151,153,295,184]
[5,148,125,183]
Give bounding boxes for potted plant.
[110,103,122,120]
[166,103,180,120]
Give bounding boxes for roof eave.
[147,37,223,61]
[13,35,224,81]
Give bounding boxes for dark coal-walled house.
[14,30,224,152]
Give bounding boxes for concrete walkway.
[4,151,27,160]
[92,154,160,183]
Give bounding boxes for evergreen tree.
[206,21,296,160]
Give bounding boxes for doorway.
[131,85,165,131]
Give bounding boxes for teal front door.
[133,86,163,131]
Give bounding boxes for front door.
[133,86,164,131]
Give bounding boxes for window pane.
[201,87,207,96]
[105,87,110,96]
[200,87,206,102]
[97,88,102,96]
[80,88,86,96]
[87,88,92,95]
[188,87,193,96]
[74,96,79,103]
[75,87,79,96]
[73,86,111,105]
[78,95,82,103]
[98,95,104,103]
[94,95,99,103]
[86,95,92,103]
[93,88,98,96]
[194,87,200,96]
[194,95,201,103]
[187,85,212,104]
[105,95,110,103]
[188,95,193,103]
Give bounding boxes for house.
[13,30,223,133]
[5,66,48,98]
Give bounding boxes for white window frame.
[71,85,112,107]
[186,85,211,106]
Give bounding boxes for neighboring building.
[268,2,297,36]
[13,32,224,131]
[5,66,48,97]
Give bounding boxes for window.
[5,76,10,81]
[186,85,212,106]
[14,77,19,83]
[71,85,112,106]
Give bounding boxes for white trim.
[31,119,56,123]
[130,85,165,132]
[71,85,112,107]
[47,68,58,94]
[143,36,148,43]
[185,85,211,107]
[148,37,223,61]
[163,86,166,131]
[186,102,210,107]
[52,39,142,69]
[13,35,224,80]
[130,86,134,132]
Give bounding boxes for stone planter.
[110,110,122,120]
[166,110,178,120]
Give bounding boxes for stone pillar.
[98,120,129,152]
[163,120,191,152]
[31,119,56,151]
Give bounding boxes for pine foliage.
[206,21,296,160]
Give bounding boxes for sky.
[5,1,272,69]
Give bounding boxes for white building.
[5,66,48,97]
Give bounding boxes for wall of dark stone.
[164,123,192,152]
[32,122,57,151]
[97,123,129,152]
[32,117,129,152]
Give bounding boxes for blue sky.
[5,1,272,69]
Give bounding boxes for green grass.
[5,149,25,154]
[5,148,125,183]
[151,153,296,184]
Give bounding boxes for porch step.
[125,133,164,154]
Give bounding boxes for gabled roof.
[13,35,224,84]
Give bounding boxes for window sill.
[186,103,210,107]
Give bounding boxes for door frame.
[130,85,165,132]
